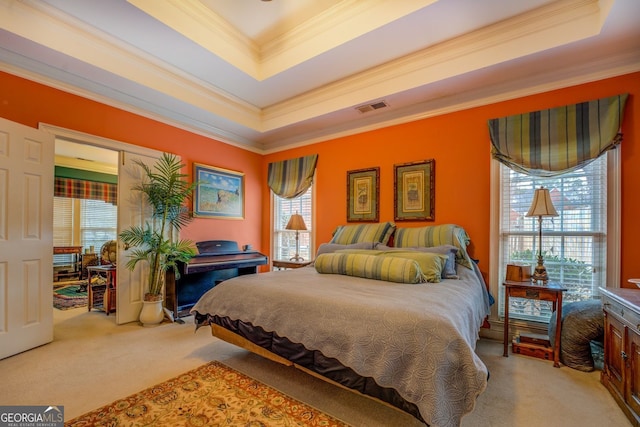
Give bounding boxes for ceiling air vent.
[355,100,389,114]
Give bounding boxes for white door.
[116,151,159,324]
[0,117,54,359]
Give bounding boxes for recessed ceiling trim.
[260,0,610,130]
[130,0,438,81]
[1,0,634,156]
[1,0,263,130]
[2,0,610,135]
[259,0,438,79]
[262,55,640,154]
[127,0,261,77]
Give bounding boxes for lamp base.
[289,255,305,262]
[532,254,549,284]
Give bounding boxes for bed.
[192,224,491,427]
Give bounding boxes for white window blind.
[273,187,313,263]
[498,155,607,322]
[80,198,117,252]
[53,196,117,255]
[53,197,74,246]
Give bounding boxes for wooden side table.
[503,280,567,367]
[273,259,313,270]
[87,265,117,315]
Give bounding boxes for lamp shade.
[526,187,559,217]
[286,213,307,231]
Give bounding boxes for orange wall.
[2,70,639,287]
[264,72,640,288]
[0,71,263,250]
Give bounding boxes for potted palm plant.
[119,153,197,326]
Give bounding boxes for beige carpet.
[0,308,630,427]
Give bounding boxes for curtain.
[54,177,117,205]
[488,94,628,177]
[268,154,318,199]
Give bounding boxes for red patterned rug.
[65,361,352,426]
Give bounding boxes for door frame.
[41,124,162,159]
[41,123,163,323]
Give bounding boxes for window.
[54,196,117,255]
[272,187,313,263]
[80,199,118,251]
[53,197,74,247]
[497,153,615,323]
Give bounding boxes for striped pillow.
[375,244,459,279]
[394,224,473,269]
[376,251,448,283]
[335,249,448,283]
[314,252,425,284]
[329,222,396,246]
[316,242,376,256]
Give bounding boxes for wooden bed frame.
[210,324,409,417]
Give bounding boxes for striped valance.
[268,154,318,199]
[54,177,117,205]
[488,94,628,177]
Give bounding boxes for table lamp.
[286,212,307,261]
[526,186,558,284]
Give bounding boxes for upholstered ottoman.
[548,300,604,371]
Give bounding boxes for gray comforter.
[192,265,489,427]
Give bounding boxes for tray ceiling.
[0,0,638,153]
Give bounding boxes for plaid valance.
[54,177,117,205]
[488,94,628,177]
[268,154,318,199]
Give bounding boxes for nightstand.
[273,259,313,270]
[87,265,117,315]
[503,280,567,367]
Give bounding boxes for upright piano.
[165,240,268,319]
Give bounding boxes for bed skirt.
[196,312,425,423]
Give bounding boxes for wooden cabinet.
[601,287,640,426]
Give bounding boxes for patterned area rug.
[65,361,351,426]
[53,283,88,310]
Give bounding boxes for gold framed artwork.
[347,167,379,222]
[193,163,244,219]
[394,159,435,221]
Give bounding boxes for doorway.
[53,139,119,322]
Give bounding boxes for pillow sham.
[329,222,396,246]
[393,224,473,269]
[375,244,459,279]
[314,252,425,284]
[316,242,376,256]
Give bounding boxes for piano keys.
[165,240,268,319]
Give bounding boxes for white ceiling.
[0,0,638,154]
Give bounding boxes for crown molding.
[2,0,610,136]
[2,0,262,129]
[261,0,610,130]
[0,57,266,154]
[131,0,437,80]
[259,0,437,78]
[127,0,261,77]
[1,0,632,156]
[263,53,640,153]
